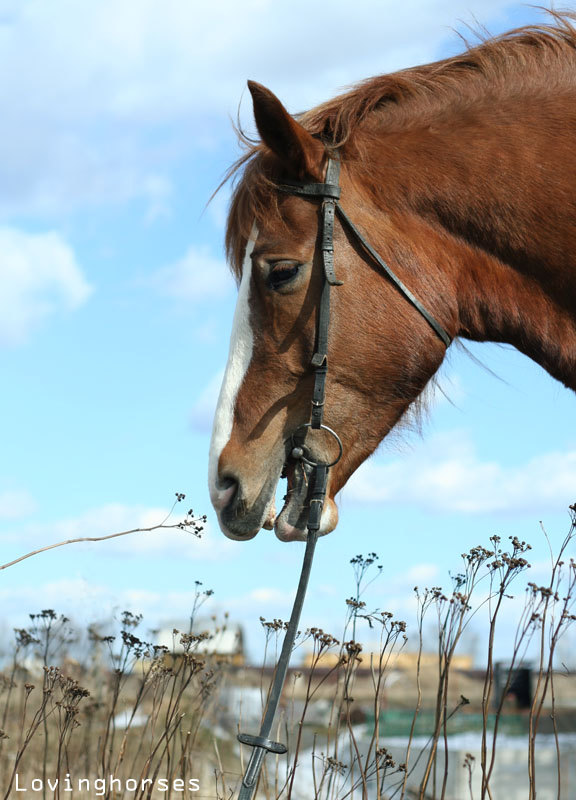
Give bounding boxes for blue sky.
[0,0,574,664]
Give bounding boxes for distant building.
[155,617,245,666]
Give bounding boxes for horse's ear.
[248,81,323,180]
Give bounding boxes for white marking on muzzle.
[209,225,258,511]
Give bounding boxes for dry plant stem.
[136,711,185,799]
[0,644,27,787]
[550,670,560,800]
[387,699,470,800]
[129,667,168,779]
[285,641,342,800]
[463,754,475,800]
[128,676,167,782]
[0,519,203,572]
[478,538,531,800]
[37,616,61,800]
[126,687,159,782]
[323,578,370,795]
[480,646,494,796]
[3,681,59,800]
[420,597,468,799]
[175,727,191,789]
[3,688,34,800]
[420,543,498,800]
[346,720,369,799]
[310,731,320,798]
[56,692,83,800]
[362,623,407,799]
[325,663,346,785]
[112,657,154,774]
[332,653,360,797]
[213,738,223,789]
[371,653,385,800]
[99,643,130,774]
[288,676,300,797]
[152,658,205,794]
[146,718,189,800]
[135,656,195,796]
[1,650,19,734]
[480,577,509,800]
[269,716,284,800]
[399,591,430,800]
[483,584,544,791]
[528,523,576,800]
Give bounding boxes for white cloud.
[0,227,92,344]
[148,247,234,304]
[344,431,576,514]
[0,0,527,215]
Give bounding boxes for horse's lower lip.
[274,458,313,540]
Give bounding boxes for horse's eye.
[267,261,301,290]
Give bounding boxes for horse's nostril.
[214,475,238,511]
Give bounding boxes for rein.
[236,153,450,799]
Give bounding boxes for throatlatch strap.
[335,205,451,348]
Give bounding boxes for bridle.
[280,152,451,461]
[236,152,451,799]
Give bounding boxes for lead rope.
[236,157,344,800]
[236,467,327,800]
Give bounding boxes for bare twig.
[0,507,205,573]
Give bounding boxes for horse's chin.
[273,460,339,542]
[274,498,338,541]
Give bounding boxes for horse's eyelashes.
[267,261,301,290]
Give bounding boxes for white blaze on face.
[209,225,258,509]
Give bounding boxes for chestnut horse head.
[210,14,576,542]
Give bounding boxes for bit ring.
[289,423,343,468]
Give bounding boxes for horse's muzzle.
[211,447,339,541]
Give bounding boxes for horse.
[209,13,576,543]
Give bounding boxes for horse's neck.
[455,242,576,391]
[376,102,576,390]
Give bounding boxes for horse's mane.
[299,11,576,142]
[225,10,576,275]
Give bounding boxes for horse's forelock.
[224,153,286,280]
